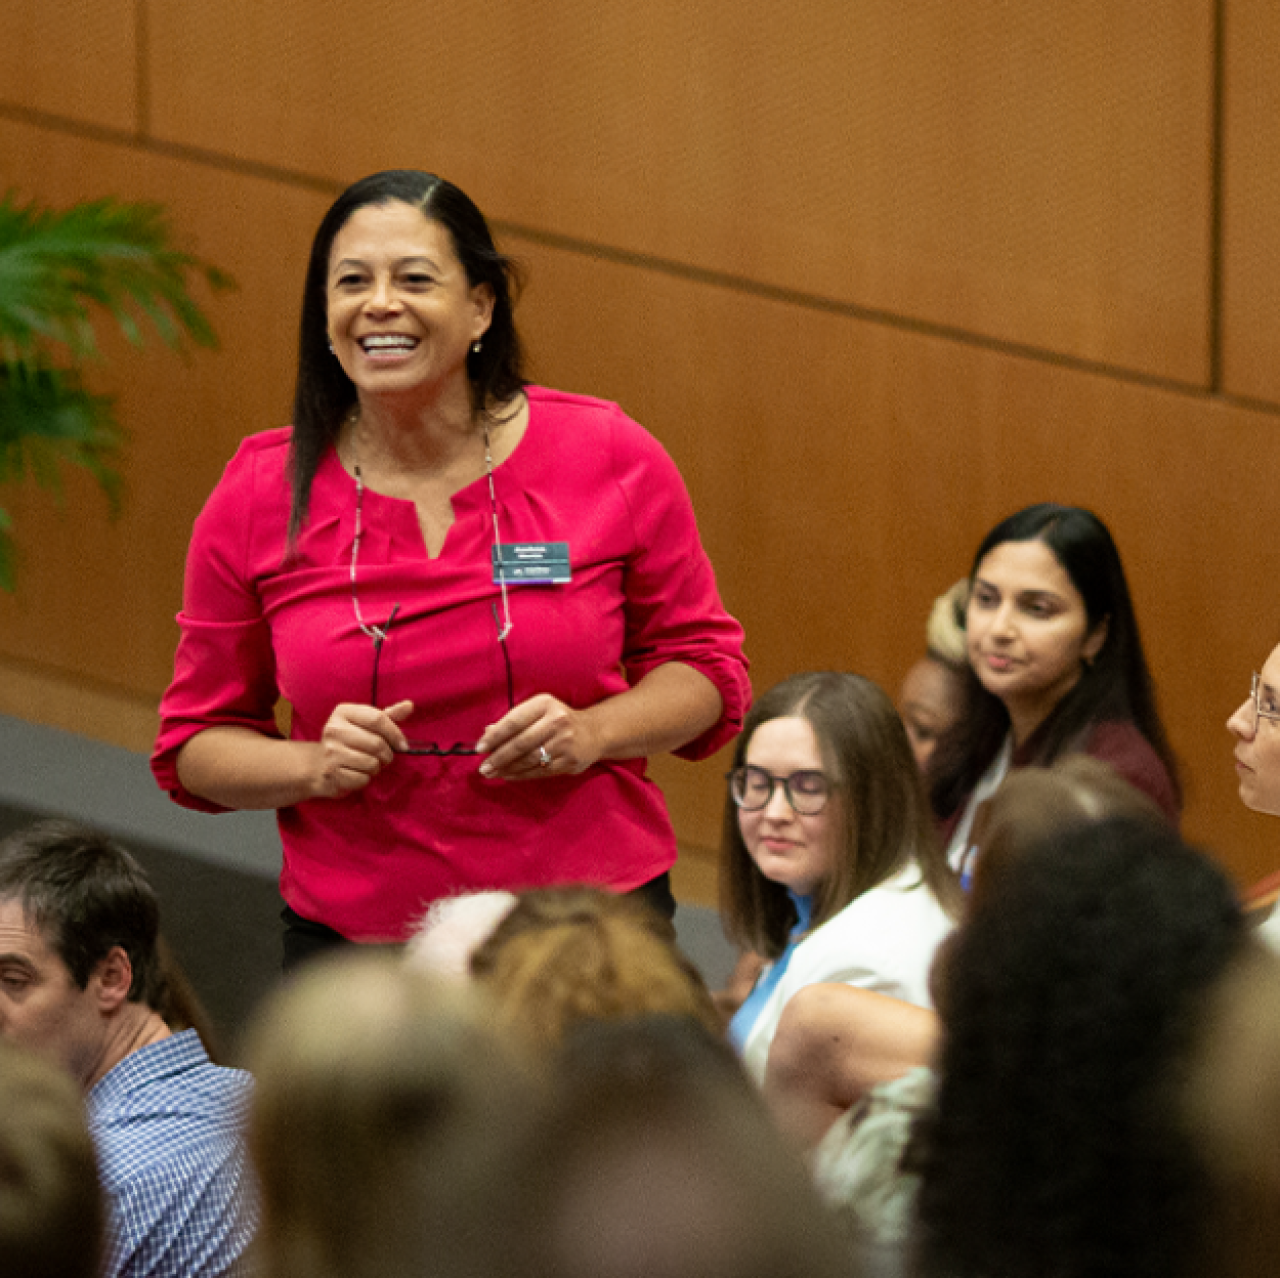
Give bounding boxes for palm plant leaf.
[0,191,233,590]
[0,191,234,364]
[0,364,123,593]
[0,363,123,495]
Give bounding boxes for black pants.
[280,871,678,973]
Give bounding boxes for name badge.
[492,542,572,584]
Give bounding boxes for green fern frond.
[0,191,231,591]
[0,192,235,364]
[0,363,123,507]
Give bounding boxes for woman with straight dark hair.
[930,502,1179,875]
[152,170,749,965]
[720,671,961,1082]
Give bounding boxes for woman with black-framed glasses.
[151,170,749,967]
[719,671,962,1083]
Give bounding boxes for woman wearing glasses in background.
[720,671,962,1083]
[151,170,749,967]
[1227,648,1280,948]
[931,502,1180,881]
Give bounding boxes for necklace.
[348,415,513,643]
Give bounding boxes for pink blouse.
[153,387,750,940]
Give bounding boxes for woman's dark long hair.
[719,671,961,959]
[912,817,1244,1278]
[288,170,526,542]
[929,503,1179,819]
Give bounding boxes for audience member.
[721,671,960,1082]
[0,1037,104,1278]
[469,885,721,1051]
[929,503,1180,879]
[1183,942,1280,1278]
[533,1015,854,1278]
[909,818,1242,1278]
[773,755,1162,1151]
[897,579,969,773]
[404,889,517,980]
[0,819,256,1277]
[1226,642,1280,945]
[244,949,544,1278]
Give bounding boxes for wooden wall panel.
[0,0,136,130]
[1221,0,1280,405]
[0,117,330,696]
[513,237,1280,888]
[4,1,1279,907]
[148,0,1212,382]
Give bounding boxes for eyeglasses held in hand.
[364,603,515,755]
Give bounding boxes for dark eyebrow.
[0,953,37,974]
[330,254,441,275]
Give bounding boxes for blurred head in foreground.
[404,889,517,981]
[916,817,1244,1278]
[469,885,721,1049]
[0,1038,104,1278]
[1183,942,1280,1278]
[535,1015,853,1278]
[245,950,543,1278]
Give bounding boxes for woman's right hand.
[314,700,415,797]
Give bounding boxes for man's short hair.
[0,820,165,1007]
[0,1037,105,1278]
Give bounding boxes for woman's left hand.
[475,695,603,780]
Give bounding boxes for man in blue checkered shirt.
[0,819,257,1276]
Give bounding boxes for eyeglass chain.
[349,411,513,643]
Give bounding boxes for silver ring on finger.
[538,746,552,769]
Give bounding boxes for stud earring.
[328,341,335,355]
[471,339,482,355]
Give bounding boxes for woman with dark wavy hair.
[930,502,1179,877]
[912,817,1244,1278]
[153,170,749,965]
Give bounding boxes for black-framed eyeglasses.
[726,765,833,816]
[1248,672,1280,734]
[364,603,515,755]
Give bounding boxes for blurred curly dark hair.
[912,816,1244,1278]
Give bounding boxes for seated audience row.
[243,944,853,1278]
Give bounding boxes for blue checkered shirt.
[87,1029,258,1277]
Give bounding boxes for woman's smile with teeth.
[360,334,418,352]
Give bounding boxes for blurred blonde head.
[925,579,969,668]
[470,886,721,1050]
[404,890,517,981]
[899,579,972,771]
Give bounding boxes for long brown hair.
[719,671,961,959]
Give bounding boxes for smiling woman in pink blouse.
[151,170,749,967]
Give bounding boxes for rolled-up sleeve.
[151,439,283,812]
[613,418,750,759]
